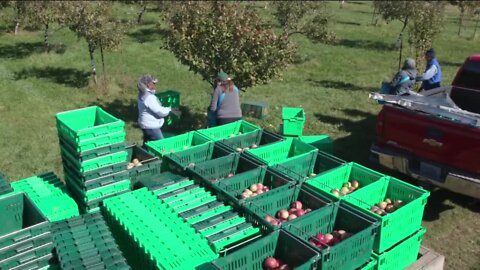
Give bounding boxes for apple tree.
[163,1,296,90]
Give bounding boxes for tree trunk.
[88,43,97,84]
[473,17,479,39]
[100,42,106,76]
[14,22,20,35]
[398,17,409,70]
[371,5,377,26]
[137,5,146,24]
[44,23,49,52]
[458,9,465,36]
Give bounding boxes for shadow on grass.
[0,42,66,59]
[336,38,395,51]
[14,67,90,88]
[315,108,377,163]
[422,187,479,222]
[308,79,373,91]
[128,27,169,43]
[337,20,361,26]
[91,99,206,134]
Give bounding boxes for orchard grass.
[0,2,478,269]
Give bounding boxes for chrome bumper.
[371,145,480,199]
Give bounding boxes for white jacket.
[138,90,171,129]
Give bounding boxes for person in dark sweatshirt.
[209,71,242,126]
[390,58,417,96]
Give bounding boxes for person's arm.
[210,87,221,112]
[418,65,437,81]
[145,95,171,118]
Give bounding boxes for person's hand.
[171,108,182,117]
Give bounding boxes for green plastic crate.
[59,137,126,162]
[299,135,334,154]
[102,188,218,270]
[0,242,54,269]
[282,107,305,136]
[0,173,12,196]
[56,106,125,145]
[63,166,128,191]
[9,253,52,270]
[0,232,52,261]
[241,101,268,119]
[211,230,319,270]
[343,177,429,253]
[285,202,378,270]
[207,223,261,254]
[155,90,180,108]
[213,167,295,208]
[60,146,127,174]
[62,155,127,181]
[60,130,126,153]
[145,131,214,170]
[270,150,346,184]
[372,227,426,270]
[126,144,161,186]
[65,178,131,202]
[0,193,50,249]
[245,137,318,166]
[218,129,284,153]
[305,162,386,202]
[11,173,79,222]
[134,171,189,191]
[243,185,335,232]
[359,257,377,270]
[197,120,261,142]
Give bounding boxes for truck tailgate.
[378,105,480,174]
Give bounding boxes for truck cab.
[370,55,480,199]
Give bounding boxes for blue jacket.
[422,58,442,90]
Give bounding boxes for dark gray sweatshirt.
[210,85,242,119]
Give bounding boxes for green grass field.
[0,2,478,269]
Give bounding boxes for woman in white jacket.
[137,75,176,143]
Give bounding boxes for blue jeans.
[142,128,164,143]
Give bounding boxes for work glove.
[170,108,182,117]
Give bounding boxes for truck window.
[451,60,480,114]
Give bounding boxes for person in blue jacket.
[417,48,442,90]
[137,75,179,143]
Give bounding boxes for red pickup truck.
[370,55,480,199]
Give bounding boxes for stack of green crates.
[155,90,180,126]
[0,172,12,196]
[103,188,218,270]
[52,212,130,269]
[136,172,262,254]
[343,176,429,270]
[10,172,79,222]
[56,106,131,213]
[0,193,54,270]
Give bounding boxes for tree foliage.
[24,1,65,51]
[273,1,336,44]
[164,1,295,90]
[374,1,446,70]
[407,2,446,68]
[60,2,129,82]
